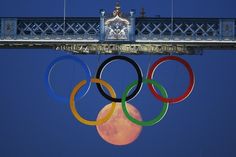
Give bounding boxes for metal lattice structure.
[136,18,221,40]
[0,4,236,54]
[16,18,100,41]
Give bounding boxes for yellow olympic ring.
[70,78,116,126]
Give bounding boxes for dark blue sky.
[0,0,236,157]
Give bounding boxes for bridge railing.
[0,17,100,41]
[0,17,235,42]
[136,18,235,41]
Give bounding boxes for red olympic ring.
[147,56,195,104]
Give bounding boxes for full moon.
[96,103,142,146]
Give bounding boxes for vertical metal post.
[100,9,105,41]
[0,18,2,38]
[234,19,235,41]
[129,9,135,42]
[219,19,223,40]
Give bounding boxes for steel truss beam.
[0,17,235,54]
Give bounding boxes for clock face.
[105,16,129,40]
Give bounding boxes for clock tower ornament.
[100,2,136,42]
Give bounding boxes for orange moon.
[96,103,142,146]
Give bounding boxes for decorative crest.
[113,1,122,16]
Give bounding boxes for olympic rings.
[46,55,195,127]
[70,78,116,126]
[122,79,169,126]
[147,56,195,104]
[96,56,143,102]
[45,55,91,103]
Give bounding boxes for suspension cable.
[63,0,66,35]
[171,0,174,38]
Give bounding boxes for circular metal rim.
[70,78,116,126]
[121,79,169,126]
[147,56,195,104]
[96,56,143,102]
[45,55,91,103]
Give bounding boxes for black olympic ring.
[96,56,143,102]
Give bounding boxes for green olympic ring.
[121,79,169,126]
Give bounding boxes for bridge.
[0,3,236,54]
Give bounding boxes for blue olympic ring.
[45,55,91,103]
